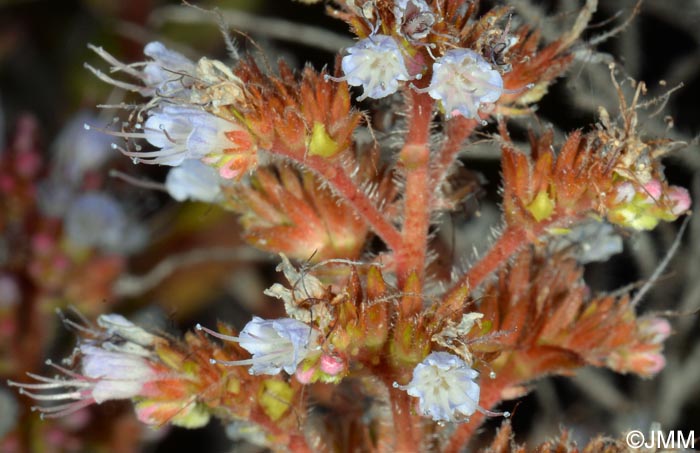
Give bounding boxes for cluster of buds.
[500,125,691,235]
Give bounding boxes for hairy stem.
[444,367,515,453]
[430,117,479,186]
[451,226,529,293]
[396,91,434,309]
[388,384,418,452]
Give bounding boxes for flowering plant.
[1,0,695,452]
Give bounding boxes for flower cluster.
[7,314,159,419]
[333,25,505,119]
[87,42,258,185]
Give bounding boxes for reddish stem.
[444,369,515,453]
[430,117,479,186]
[451,226,529,294]
[270,141,402,253]
[388,384,419,452]
[396,91,434,305]
[448,213,585,295]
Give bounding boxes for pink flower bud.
[320,354,345,376]
[643,180,663,200]
[667,186,691,216]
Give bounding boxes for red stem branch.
[430,117,479,186]
[451,226,529,294]
[444,367,516,453]
[388,384,419,452]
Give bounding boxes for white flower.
[428,49,503,119]
[197,316,318,376]
[394,0,435,40]
[97,314,156,348]
[165,159,222,202]
[64,192,147,254]
[87,41,196,97]
[141,42,197,96]
[337,35,410,101]
[239,317,317,375]
[80,344,157,403]
[400,352,481,422]
[7,343,157,418]
[120,105,235,167]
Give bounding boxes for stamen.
[36,399,95,419]
[119,148,183,159]
[87,44,142,79]
[475,406,510,418]
[210,357,257,367]
[502,82,535,95]
[324,74,347,83]
[16,388,84,401]
[109,170,168,192]
[83,123,150,140]
[196,324,241,342]
[84,63,145,93]
[196,324,291,346]
[46,359,91,381]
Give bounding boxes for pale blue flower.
[80,344,157,403]
[7,341,157,418]
[65,192,146,253]
[87,41,196,97]
[197,316,318,376]
[120,105,233,166]
[402,352,480,422]
[339,35,410,101]
[428,49,503,119]
[165,159,222,202]
[141,41,197,96]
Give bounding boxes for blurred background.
[0,0,699,451]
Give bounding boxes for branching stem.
[430,117,479,186]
